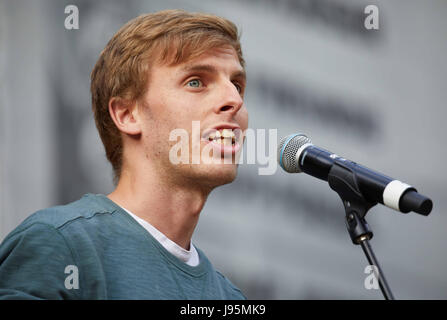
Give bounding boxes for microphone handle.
[299,145,432,215]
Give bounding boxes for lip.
[201,123,242,140]
[203,139,242,156]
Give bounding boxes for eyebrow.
[179,64,246,82]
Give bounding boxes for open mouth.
[201,127,243,155]
[207,129,236,146]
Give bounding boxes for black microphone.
[278,133,433,216]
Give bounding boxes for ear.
[108,97,141,136]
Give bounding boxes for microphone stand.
[327,159,395,300]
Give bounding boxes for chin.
[196,163,239,189]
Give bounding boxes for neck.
[107,166,210,250]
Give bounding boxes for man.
[0,9,248,299]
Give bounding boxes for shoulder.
[5,194,121,238]
[0,194,123,299]
[0,218,81,299]
[0,193,129,260]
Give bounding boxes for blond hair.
[90,9,244,183]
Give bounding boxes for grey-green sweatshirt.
[0,194,245,300]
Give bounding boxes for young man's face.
[139,45,248,190]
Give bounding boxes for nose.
[214,81,244,115]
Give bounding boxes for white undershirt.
[121,207,200,267]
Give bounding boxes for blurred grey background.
[1,0,446,299]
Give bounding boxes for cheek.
[145,91,183,127]
[238,107,249,130]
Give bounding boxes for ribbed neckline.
[83,193,209,278]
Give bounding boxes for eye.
[186,79,203,88]
[233,81,243,94]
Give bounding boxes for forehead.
[186,46,241,64]
[152,46,244,79]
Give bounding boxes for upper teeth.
[208,129,236,145]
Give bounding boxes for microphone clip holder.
[327,159,395,300]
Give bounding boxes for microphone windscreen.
[278,133,311,173]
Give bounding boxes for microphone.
[278,133,433,216]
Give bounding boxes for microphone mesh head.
[278,134,312,173]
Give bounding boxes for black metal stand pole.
[359,238,394,300]
[327,159,396,300]
[344,210,395,300]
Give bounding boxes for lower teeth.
[212,139,234,146]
